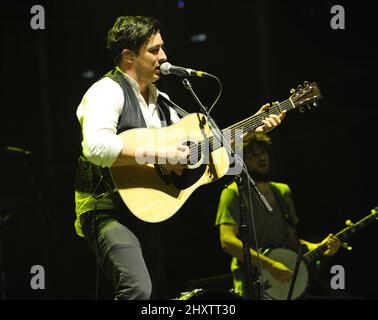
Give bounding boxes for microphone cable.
[207,73,223,114]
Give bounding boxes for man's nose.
[159,48,167,62]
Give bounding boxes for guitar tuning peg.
[313,101,319,107]
[303,81,309,86]
[290,88,296,94]
[297,85,303,91]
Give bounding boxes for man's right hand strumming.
[266,261,293,283]
[161,144,190,175]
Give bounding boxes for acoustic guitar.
[110,82,321,222]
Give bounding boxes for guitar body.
[261,247,309,300]
[110,113,230,223]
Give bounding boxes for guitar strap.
[157,93,190,118]
[270,183,297,228]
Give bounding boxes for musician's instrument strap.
[158,94,190,118]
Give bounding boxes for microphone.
[160,62,210,78]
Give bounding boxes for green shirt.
[215,180,299,297]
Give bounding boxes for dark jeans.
[80,210,162,300]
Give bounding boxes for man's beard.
[249,170,271,182]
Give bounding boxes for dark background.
[0,0,377,299]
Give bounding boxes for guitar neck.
[303,210,378,263]
[207,98,295,153]
[223,98,295,134]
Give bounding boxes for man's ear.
[121,48,135,63]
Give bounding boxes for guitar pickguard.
[170,164,207,190]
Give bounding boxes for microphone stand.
[181,78,273,300]
[287,243,305,300]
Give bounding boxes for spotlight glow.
[177,0,185,9]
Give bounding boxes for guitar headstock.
[290,81,322,113]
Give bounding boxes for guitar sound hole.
[169,140,207,190]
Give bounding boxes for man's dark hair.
[243,133,271,156]
[106,16,161,65]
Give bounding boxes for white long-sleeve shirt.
[76,68,180,168]
[75,68,180,236]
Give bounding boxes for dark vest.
[105,68,173,133]
[74,68,176,195]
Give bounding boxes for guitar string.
[184,84,318,163]
[225,100,291,132]
[304,212,375,261]
[187,100,295,163]
[188,102,290,163]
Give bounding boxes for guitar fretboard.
[188,99,295,164]
[303,210,377,263]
